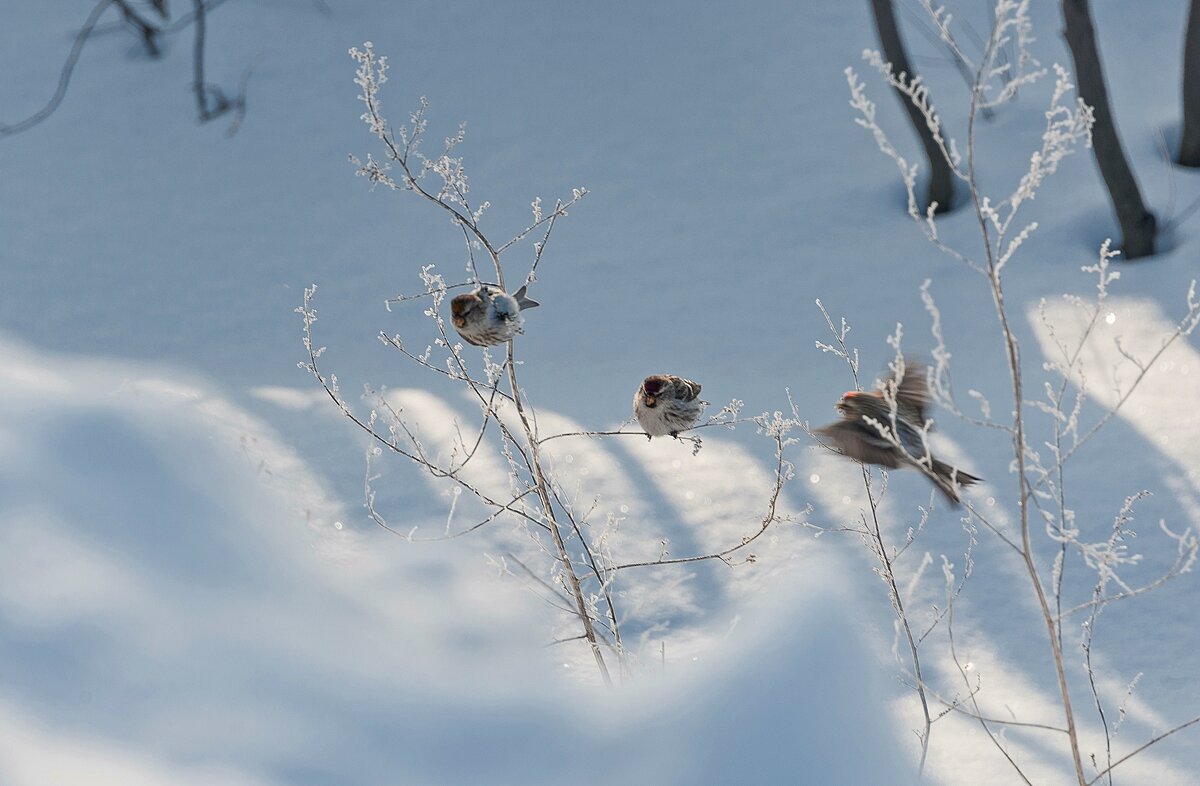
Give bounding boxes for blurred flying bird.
[816,359,980,505]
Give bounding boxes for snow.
[2,1,1199,783]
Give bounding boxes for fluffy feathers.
[450,284,539,347]
[633,374,705,438]
[816,360,980,505]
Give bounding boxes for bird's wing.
[815,420,905,468]
[893,358,931,423]
[675,378,702,401]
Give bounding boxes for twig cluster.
[1,0,246,139]
[300,43,803,686]
[842,1,1200,783]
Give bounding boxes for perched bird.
[633,374,705,438]
[816,360,981,505]
[450,284,539,347]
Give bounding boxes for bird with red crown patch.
[816,359,980,505]
[633,374,705,438]
[449,284,539,347]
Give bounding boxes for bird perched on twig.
[450,284,539,347]
[633,374,705,438]
[816,360,981,505]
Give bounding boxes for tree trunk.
[1061,0,1156,259]
[869,0,956,214]
[1180,0,1200,166]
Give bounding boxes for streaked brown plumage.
[816,360,980,505]
[450,284,539,347]
[633,374,704,438]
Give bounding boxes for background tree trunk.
[1180,0,1200,166]
[869,0,956,214]
[1061,0,1157,258]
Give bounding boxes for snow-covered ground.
[2,1,1198,784]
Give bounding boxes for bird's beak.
[644,396,656,408]
[453,316,465,328]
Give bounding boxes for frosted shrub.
[299,42,804,686]
[834,2,1200,782]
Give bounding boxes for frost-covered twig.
[943,552,1034,785]
[535,412,756,446]
[308,50,799,688]
[1056,518,1198,620]
[614,417,800,571]
[1078,492,1150,785]
[845,2,1200,782]
[1084,714,1200,786]
[810,304,939,777]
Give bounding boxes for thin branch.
[503,340,613,686]
[544,480,625,664]
[613,429,791,572]
[920,680,1068,733]
[1084,715,1200,785]
[946,548,1034,785]
[113,0,163,55]
[544,634,588,647]
[297,289,547,533]
[191,0,242,124]
[0,0,115,138]
[406,488,537,542]
[858,466,934,778]
[502,552,585,618]
[536,417,758,446]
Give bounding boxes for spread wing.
[897,360,930,419]
[815,420,904,468]
[879,358,930,425]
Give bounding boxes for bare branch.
[1085,715,1200,785]
[0,1,115,138]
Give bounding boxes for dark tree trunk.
[1180,0,1200,166]
[869,0,956,214]
[1061,0,1157,258]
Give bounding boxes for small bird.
[816,360,981,505]
[450,284,539,347]
[633,374,705,438]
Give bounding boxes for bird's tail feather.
[929,458,981,506]
[513,284,540,310]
